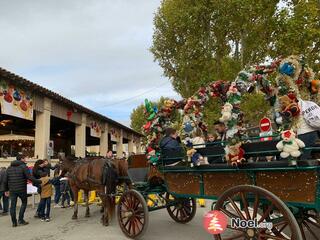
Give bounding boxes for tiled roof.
[0,67,143,137]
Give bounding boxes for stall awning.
[0,134,35,142]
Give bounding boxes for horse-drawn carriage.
[117,138,320,240]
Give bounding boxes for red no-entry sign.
[259,117,271,132]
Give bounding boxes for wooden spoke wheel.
[296,209,320,239]
[213,185,302,240]
[165,193,197,223]
[117,190,149,239]
[211,200,218,211]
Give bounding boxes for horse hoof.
[72,215,78,220]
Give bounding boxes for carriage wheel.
[117,190,149,239]
[213,185,302,240]
[296,209,320,239]
[165,193,196,223]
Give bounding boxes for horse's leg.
[71,186,79,220]
[126,179,133,190]
[84,190,90,218]
[107,196,115,223]
[100,196,109,226]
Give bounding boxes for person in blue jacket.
[160,128,182,151]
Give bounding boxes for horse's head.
[59,156,77,176]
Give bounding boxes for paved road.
[0,203,213,240]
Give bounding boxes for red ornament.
[143,121,152,132]
[67,110,73,121]
[4,93,13,103]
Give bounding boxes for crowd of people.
[0,150,128,228]
[0,155,74,227]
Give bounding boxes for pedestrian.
[60,176,71,208]
[39,173,53,222]
[0,167,9,215]
[5,155,42,227]
[106,150,113,160]
[53,165,61,208]
[42,159,58,176]
[213,121,227,143]
[32,159,45,218]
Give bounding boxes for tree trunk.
[240,30,246,68]
[235,40,239,60]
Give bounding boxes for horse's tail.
[103,163,118,195]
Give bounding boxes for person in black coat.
[5,155,42,227]
[159,128,182,151]
[0,167,9,215]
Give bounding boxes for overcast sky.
[0,0,179,126]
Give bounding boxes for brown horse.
[60,156,131,226]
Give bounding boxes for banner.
[90,121,102,138]
[301,99,320,129]
[110,128,118,142]
[0,80,33,121]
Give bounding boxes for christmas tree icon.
[208,213,223,232]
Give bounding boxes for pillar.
[116,129,123,158]
[99,123,109,157]
[75,113,86,158]
[34,97,51,159]
[128,134,134,154]
[136,137,142,154]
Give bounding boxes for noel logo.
[203,210,227,235]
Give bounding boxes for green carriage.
[117,140,320,240]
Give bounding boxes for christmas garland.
[143,55,319,166]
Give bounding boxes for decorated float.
[116,56,320,240]
[142,55,320,167]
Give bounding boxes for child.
[39,174,53,222]
[60,176,71,208]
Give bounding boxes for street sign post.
[259,117,273,141]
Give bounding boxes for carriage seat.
[196,140,280,163]
[197,145,225,163]
[127,154,149,183]
[160,148,186,165]
[242,140,280,158]
[195,159,319,170]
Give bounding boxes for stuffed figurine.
[209,80,230,102]
[184,97,198,113]
[276,130,305,165]
[187,149,208,167]
[219,102,233,123]
[163,99,175,110]
[310,79,320,94]
[278,95,300,118]
[225,143,246,166]
[147,147,160,165]
[160,99,176,117]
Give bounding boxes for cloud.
[0,0,180,123]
